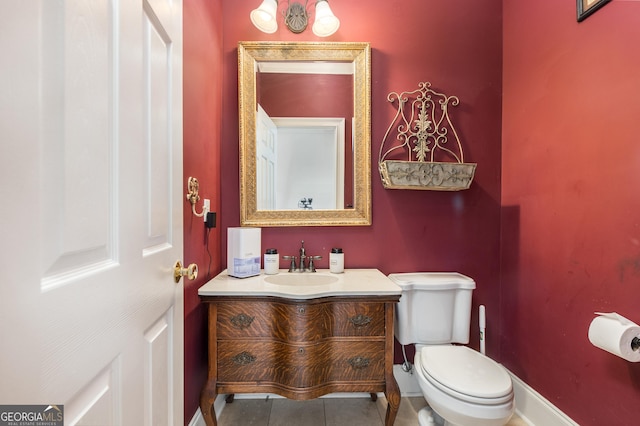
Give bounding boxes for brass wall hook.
[186,176,200,205]
[186,176,209,218]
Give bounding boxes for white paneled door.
[0,1,183,425]
[256,105,278,210]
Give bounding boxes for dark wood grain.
[199,295,400,426]
[216,300,385,340]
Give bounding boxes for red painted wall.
[220,0,502,362]
[502,0,640,424]
[185,1,640,424]
[183,0,223,424]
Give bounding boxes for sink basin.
[264,273,339,287]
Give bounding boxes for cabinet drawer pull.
[230,313,254,330]
[232,351,256,365]
[298,347,305,355]
[349,314,372,327]
[298,307,306,314]
[348,356,371,370]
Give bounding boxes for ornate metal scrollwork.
[348,356,371,370]
[379,81,476,191]
[349,314,372,327]
[232,351,257,365]
[230,313,255,330]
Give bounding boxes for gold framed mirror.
[238,41,371,227]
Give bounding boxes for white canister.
[264,248,279,275]
[329,248,344,273]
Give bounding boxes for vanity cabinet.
[199,295,401,426]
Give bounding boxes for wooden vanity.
[198,269,402,426]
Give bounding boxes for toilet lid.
[420,346,512,399]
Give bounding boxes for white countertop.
[198,268,402,300]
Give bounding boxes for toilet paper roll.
[588,312,640,362]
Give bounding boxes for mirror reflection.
[259,112,347,210]
[238,42,371,227]
[255,61,353,210]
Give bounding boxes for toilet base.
[418,406,451,426]
[418,407,436,426]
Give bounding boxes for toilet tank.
[390,272,476,345]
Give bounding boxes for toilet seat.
[419,346,513,405]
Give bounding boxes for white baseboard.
[393,364,579,426]
[187,408,204,426]
[187,394,226,426]
[393,364,422,396]
[507,370,579,426]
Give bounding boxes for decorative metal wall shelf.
[378,82,476,191]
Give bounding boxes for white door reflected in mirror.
[263,115,345,210]
[256,105,278,210]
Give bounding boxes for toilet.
[390,272,514,426]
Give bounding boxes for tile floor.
[217,395,530,426]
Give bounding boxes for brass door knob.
[174,260,198,283]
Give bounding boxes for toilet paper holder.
[589,312,640,362]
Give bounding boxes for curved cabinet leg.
[383,301,401,425]
[384,372,401,425]
[200,379,217,426]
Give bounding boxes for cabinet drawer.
[216,301,325,340]
[217,301,385,340]
[330,302,385,337]
[217,340,385,387]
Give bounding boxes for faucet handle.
[308,255,322,272]
[282,255,297,273]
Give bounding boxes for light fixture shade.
[251,0,278,34]
[312,0,340,37]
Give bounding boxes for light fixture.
[250,0,340,37]
[312,0,340,37]
[250,0,279,34]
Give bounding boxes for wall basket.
[378,82,476,191]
